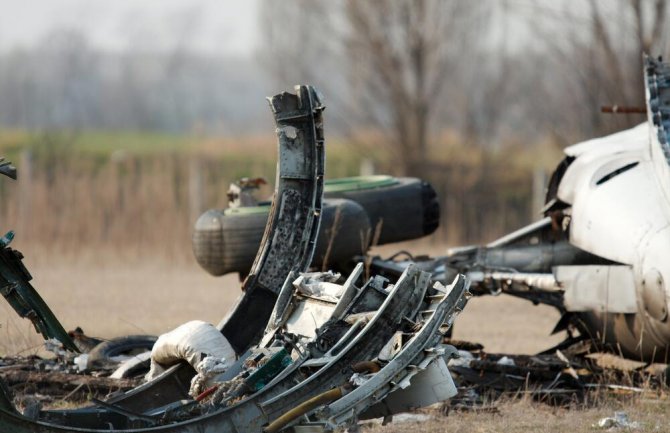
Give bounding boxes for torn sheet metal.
[220,85,326,355]
[312,276,468,431]
[252,267,432,433]
[0,84,471,433]
[0,86,329,429]
[284,297,337,340]
[361,356,456,419]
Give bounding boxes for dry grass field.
[0,250,241,356]
[366,397,670,433]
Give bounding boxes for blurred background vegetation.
[0,0,668,259]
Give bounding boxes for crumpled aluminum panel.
[647,56,670,165]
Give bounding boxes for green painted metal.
[223,176,399,216]
[246,349,293,392]
[324,175,398,193]
[0,232,78,352]
[223,205,271,216]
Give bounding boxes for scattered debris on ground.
[593,412,640,430]
[0,354,141,406]
[1,58,670,432]
[3,334,668,416]
[445,338,668,412]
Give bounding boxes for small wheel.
[87,335,157,368]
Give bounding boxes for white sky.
[0,0,259,55]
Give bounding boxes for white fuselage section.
[555,119,670,357]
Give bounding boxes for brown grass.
[366,396,670,433]
[0,251,241,356]
[0,129,555,260]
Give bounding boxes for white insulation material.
[145,320,235,381]
[293,271,343,302]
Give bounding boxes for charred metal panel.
[0,83,474,433]
[96,85,326,413]
[315,276,468,429]
[188,266,429,433]
[221,85,325,354]
[258,190,307,289]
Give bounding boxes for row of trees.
[0,30,268,134]
[260,0,670,176]
[0,1,668,176]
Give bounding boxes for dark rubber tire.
[87,335,157,368]
[323,177,440,245]
[193,209,269,277]
[312,198,371,270]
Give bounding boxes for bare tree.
[588,0,668,106]
[523,0,670,136]
[345,1,487,175]
[256,0,355,136]
[257,0,336,88]
[257,1,489,175]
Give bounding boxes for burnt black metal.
[0,86,327,430]
[0,266,428,432]
[89,86,325,415]
[318,276,468,428]
[238,266,430,433]
[221,85,325,354]
[472,242,616,274]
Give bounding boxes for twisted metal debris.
[0,85,469,433]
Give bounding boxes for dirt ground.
[366,397,670,433]
[0,246,660,432]
[0,247,564,356]
[0,251,242,355]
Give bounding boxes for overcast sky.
[0,0,259,55]
[0,1,599,58]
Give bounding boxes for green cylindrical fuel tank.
[192,176,440,276]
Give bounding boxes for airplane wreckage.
[0,56,668,431]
